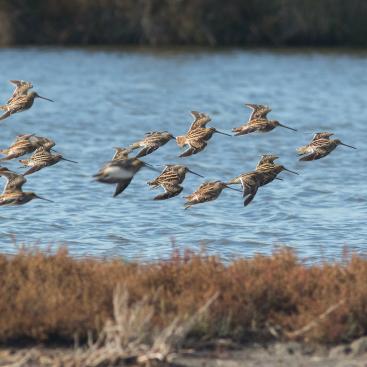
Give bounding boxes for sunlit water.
[0,47,366,262]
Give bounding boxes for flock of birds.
[0,80,357,208]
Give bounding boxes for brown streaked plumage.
[0,167,52,206]
[147,164,203,200]
[0,91,54,121]
[7,80,33,104]
[19,146,77,175]
[255,154,279,169]
[0,134,55,161]
[112,147,132,161]
[177,127,231,158]
[188,111,212,130]
[176,111,231,157]
[298,138,356,161]
[94,158,159,197]
[129,131,174,158]
[245,103,272,121]
[184,180,241,209]
[232,118,297,136]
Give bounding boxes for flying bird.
[232,118,297,136]
[298,136,356,161]
[7,80,33,104]
[0,167,52,206]
[184,181,241,209]
[19,146,77,175]
[148,164,203,200]
[94,158,159,197]
[0,134,55,161]
[129,131,175,158]
[0,91,54,121]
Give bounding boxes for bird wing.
[299,146,329,161]
[0,169,27,193]
[135,143,160,158]
[157,169,181,185]
[245,104,271,121]
[154,184,183,200]
[5,95,29,113]
[189,111,211,131]
[113,178,134,197]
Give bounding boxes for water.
[0,47,366,262]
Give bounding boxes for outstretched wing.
[154,184,183,200]
[0,168,27,193]
[245,103,271,121]
[113,178,134,197]
[189,111,211,131]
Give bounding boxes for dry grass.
[0,247,367,346]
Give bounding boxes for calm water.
[0,47,366,262]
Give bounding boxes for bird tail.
[175,135,187,148]
[0,105,7,111]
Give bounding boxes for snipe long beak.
[225,185,243,193]
[340,142,357,149]
[61,157,78,163]
[187,169,204,178]
[37,95,54,102]
[36,195,54,202]
[283,167,299,175]
[143,162,161,173]
[214,129,232,137]
[279,123,297,132]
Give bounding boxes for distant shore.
[1,1,367,47]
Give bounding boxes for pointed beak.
[187,169,204,178]
[283,167,299,175]
[143,162,161,173]
[37,95,54,102]
[279,123,297,131]
[61,157,78,163]
[340,142,357,149]
[225,185,242,193]
[214,130,232,137]
[36,195,54,202]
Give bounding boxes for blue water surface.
[0,47,365,262]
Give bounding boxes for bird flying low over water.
[232,103,296,135]
[297,132,356,161]
[0,134,55,161]
[232,117,297,136]
[0,91,54,121]
[94,157,159,197]
[147,164,204,200]
[0,167,52,206]
[184,180,241,209]
[227,155,298,206]
[176,111,231,157]
[245,103,272,121]
[7,80,33,104]
[19,146,77,175]
[129,131,175,158]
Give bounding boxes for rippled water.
[0,47,366,262]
